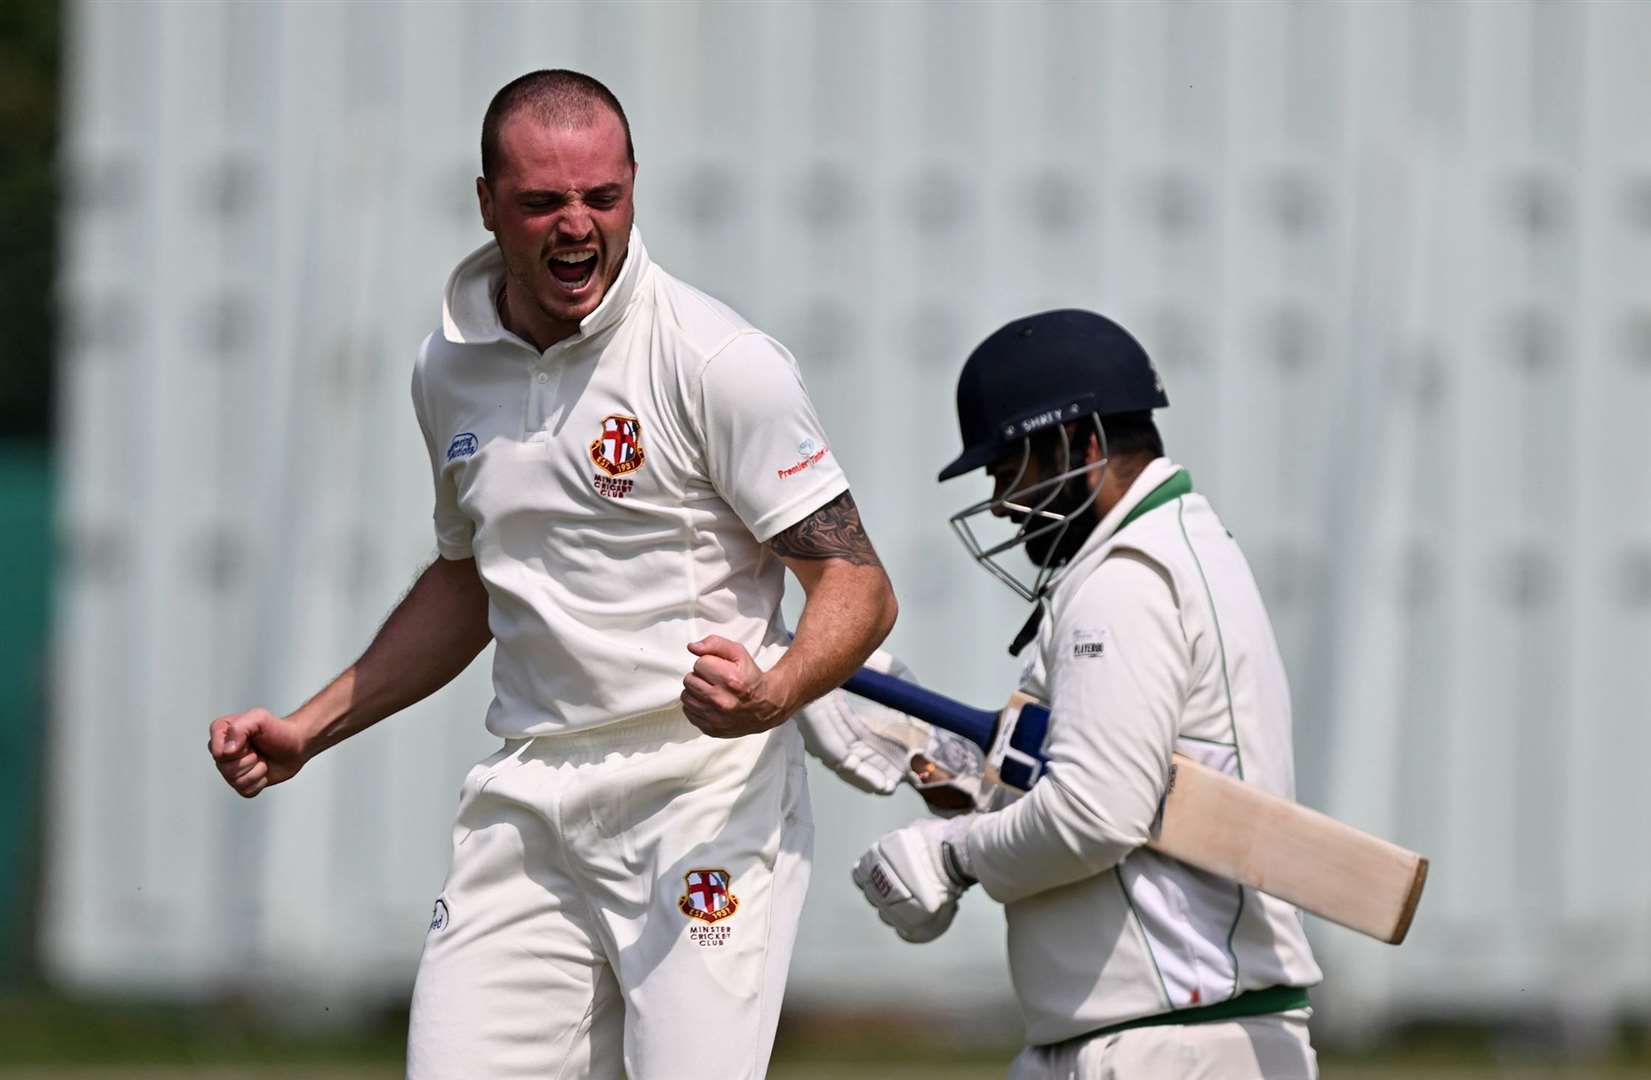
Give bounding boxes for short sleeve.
[696,332,849,542]
[411,340,475,560]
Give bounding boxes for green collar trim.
[1116,468,1193,532]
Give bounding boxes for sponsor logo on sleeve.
[1071,627,1109,659]
[446,433,478,461]
[777,437,831,479]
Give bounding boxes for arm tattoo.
[767,491,883,567]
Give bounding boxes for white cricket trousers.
[1007,1012,1317,1080]
[406,712,813,1080]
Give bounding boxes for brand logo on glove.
[678,868,739,924]
[429,898,450,932]
[868,864,893,899]
[590,414,646,477]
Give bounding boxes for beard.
[1020,473,1099,571]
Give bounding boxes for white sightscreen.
[48,0,1651,1034]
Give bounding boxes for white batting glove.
[796,649,925,795]
[851,816,976,943]
[796,650,994,811]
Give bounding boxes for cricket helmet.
[938,309,1167,482]
[942,309,1168,606]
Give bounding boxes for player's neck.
[497,283,577,352]
[1089,475,1128,523]
[1090,457,1150,522]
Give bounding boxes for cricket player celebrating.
[207,70,897,1079]
[852,311,1323,1078]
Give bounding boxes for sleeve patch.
[446,432,479,461]
[776,438,831,479]
[1071,626,1111,659]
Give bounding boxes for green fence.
[0,443,51,977]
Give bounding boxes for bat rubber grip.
[840,667,1001,751]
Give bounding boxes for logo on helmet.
[1002,401,1089,440]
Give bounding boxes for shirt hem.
[747,474,851,543]
[486,704,701,754]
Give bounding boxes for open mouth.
[548,250,598,292]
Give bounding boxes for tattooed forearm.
[767,491,883,567]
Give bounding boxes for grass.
[2,993,1649,1077]
[4,1063,1651,1079]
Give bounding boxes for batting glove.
[851,815,977,943]
[797,649,994,811]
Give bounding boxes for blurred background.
[3,0,1650,1076]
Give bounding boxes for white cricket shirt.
[962,457,1323,1044]
[411,227,848,736]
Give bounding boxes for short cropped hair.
[1096,411,1164,460]
[481,69,635,183]
[1032,411,1164,482]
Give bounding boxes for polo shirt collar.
[1052,456,1190,583]
[440,225,651,346]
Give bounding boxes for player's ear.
[1086,429,1105,465]
[476,176,496,232]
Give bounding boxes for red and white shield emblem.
[678,868,739,923]
[589,414,646,477]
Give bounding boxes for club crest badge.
[678,868,739,924]
[590,414,646,477]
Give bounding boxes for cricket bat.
[841,666,1427,945]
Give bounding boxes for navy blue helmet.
[939,309,1167,482]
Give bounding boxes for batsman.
[852,310,1324,1078]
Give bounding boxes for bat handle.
[840,667,1001,751]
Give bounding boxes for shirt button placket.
[526,365,553,441]
[532,356,563,439]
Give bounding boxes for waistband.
[508,706,706,761]
[1054,985,1311,1047]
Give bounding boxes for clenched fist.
[681,635,794,738]
[207,709,310,798]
